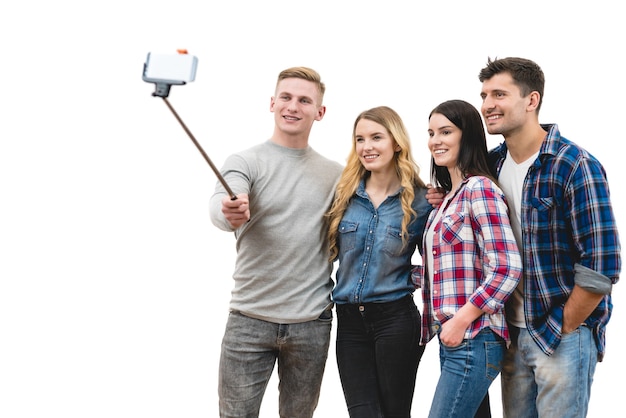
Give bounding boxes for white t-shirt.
[498,150,538,328]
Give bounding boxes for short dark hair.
[478,57,545,112]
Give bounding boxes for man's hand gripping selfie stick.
[142,51,237,200]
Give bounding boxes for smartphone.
[143,52,198,84]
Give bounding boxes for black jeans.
[336,295,424,418]
[475,393,491,418]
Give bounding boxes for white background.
[1,1,623,417]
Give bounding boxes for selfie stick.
[142,52,237,200]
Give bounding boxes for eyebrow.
[356,130,386,137]
[483,88,507,95]
[277,91,313,100]
[433,124,454,130]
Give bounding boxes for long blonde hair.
[326,106,426,261]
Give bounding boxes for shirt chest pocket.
[383,225,405,256]
[338,221,358,252]
[531,196,555,220]
[440,213,467,247]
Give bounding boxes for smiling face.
[480,72,533,138]
[355,118,400,175]
[270,77,325,142]
[428,112,462,171]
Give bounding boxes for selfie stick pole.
[160,97,237,200]
[145,84,237,200]
[143,52,237,200]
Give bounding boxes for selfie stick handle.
[161,97,237,200]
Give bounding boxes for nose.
[286,98,299,112]
[481,96,495,114]
[428,135,439,149]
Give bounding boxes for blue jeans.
[335,295,424,418]
[501,325,597,418]
[218,310,332,418]
[429,327,505,418]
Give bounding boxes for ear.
[315,105,326,121]
[527,91,541,112]
[270,96,276,112]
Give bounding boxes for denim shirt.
[332,179,432,304]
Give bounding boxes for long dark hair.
[428,99,496,192]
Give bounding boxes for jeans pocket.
[317,309,333,322]
[440,339,468,349]
[484,340,505,380]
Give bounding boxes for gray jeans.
[218,310,332,418]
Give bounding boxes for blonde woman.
[327,106,432,417]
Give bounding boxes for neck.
[271,129,310,149]
[449,166,464,193]
[505,124,547,163]
[366,171,401,195]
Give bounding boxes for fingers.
[222,194,250,228]
[425,184,445,208]
[425,183,438,193]
[222,193,248,208]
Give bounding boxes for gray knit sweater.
[210,140,343,323]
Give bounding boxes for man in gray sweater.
[209,67,343,418]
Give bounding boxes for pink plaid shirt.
[412,175,522,346]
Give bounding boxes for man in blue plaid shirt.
[479,57,621,417]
